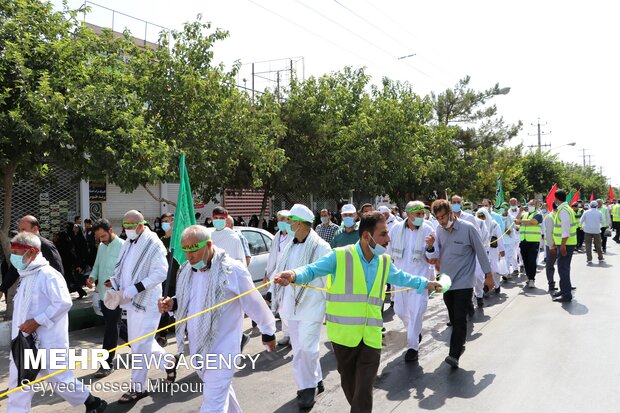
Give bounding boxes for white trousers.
[488,248,501,288]
[197,367,242,413]
[288,319,323,390]
[280,318,289,338]
[127,307,169,392]
[504,242,517,273]
[394,289,428,351]
[8,357,90,412]
[474,260,485,298]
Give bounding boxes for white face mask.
[528,206,535,212]
[125,229,137,240]
[320,216,330,225]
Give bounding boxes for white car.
[206,226,274,283]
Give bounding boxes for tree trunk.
[1,162,18,321]
[142,184,177,207]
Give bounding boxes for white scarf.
[15,254,50,342]
[175,247,231,368]
[389,219,426,260]
[272,230,323,313]
[110,228,162,312]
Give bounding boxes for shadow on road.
[560,301,588,316]
[374,357,495,410]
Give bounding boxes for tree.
[520,152,566,196]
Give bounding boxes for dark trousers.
[557,245,574,299]
[443,288,473,359]
[601,228,608,251]
[100,302,122,364]
[545,246,557,288]
[332,341,381,413]
[613,222,620,242]
[576,228,584,249]
[519,241,539,280]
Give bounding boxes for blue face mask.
[287,222,297,236]
[213,219,226,231]
[343,217,355,228]
[161,222,171,232]
[498,208,505,215]
[451,204,462,213]
[412,217,424,227]
[277,221,288,232]
[10,254,28,271]
[369,235,386,256]
[191,260,206,271]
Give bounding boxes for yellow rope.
[0,280,275,399]
[482,221,515,247]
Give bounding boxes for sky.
[54,0,620,190]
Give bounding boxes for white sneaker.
[528,280,535,288]
[277,336,290,346]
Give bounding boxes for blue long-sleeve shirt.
[294,242,430,294]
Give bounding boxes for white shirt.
[182,261,276,359]
[279,237,331,322]
[13,263,72,349]
[387,221,436,281]
[580,208,604,234]
[211,228,246,264]
[558,203,572,238]
[543,213,555,246]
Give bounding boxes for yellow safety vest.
[611,204,620,223]
[325,246,389,349]
[552,204,577,246]
[601,206,609,226]
[520,212,542,242]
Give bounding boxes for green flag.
[567,191,574,206]
[170,153,197,265]
[494,175,504,209]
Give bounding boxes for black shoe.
[94,366,115,378]
[85,396,108,413]
[240,333,250,352]
[405,348,419,362]
[552,291,563,298]
[156,335,167,348]
[548,285,558,293]
[297,388,316,409]
[444,356,459,368]
[476,297,484,308]
[494,286,501,294]
[316,380,324,394]
[553,296,572,303]
[571,286,577,290]
[446,321,452,327]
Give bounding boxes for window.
[241,230,268,255]
[260,233,272,252]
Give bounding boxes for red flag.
[570,189,580,206]
[590,191,595,202]
[546,183,557,211]
[610,186,616,202]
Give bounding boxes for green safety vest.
[552,204,577,246]
[601,206,609,226]
[520,212,542,242]
[574,208,584,219]
[613,204,620,222]
[325,246,389,350]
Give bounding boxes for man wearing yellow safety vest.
[612,199,620,244]
[550,190,577,303]
[274,211,442,413]
[597,199,612,254]
[514,200,543,288]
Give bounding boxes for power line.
[294,0,447,85]
[246,0,394,75]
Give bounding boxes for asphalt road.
[1,239,618,412]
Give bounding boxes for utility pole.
[528,118,551,153]
[580,148,588,167]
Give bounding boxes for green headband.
[288,215,310,222]
[406,206,426,213]
[182,239,209,252]
[122,220,147,228]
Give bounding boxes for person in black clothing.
[84,218,97,268]
[54,223,87,299]
[153,217,165,238]
[249,214,259,228]
[156,212,179,347]
[0,215,65,300]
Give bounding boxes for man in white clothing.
[7,232,107,413]
[210,206,246,263]
[387,201,438,362]
[263,210,293,345]
[378,205,397,231]
[581,201,605,263]
[109,210,175,404]
[159,225,276,413]
[272,204,331,409]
